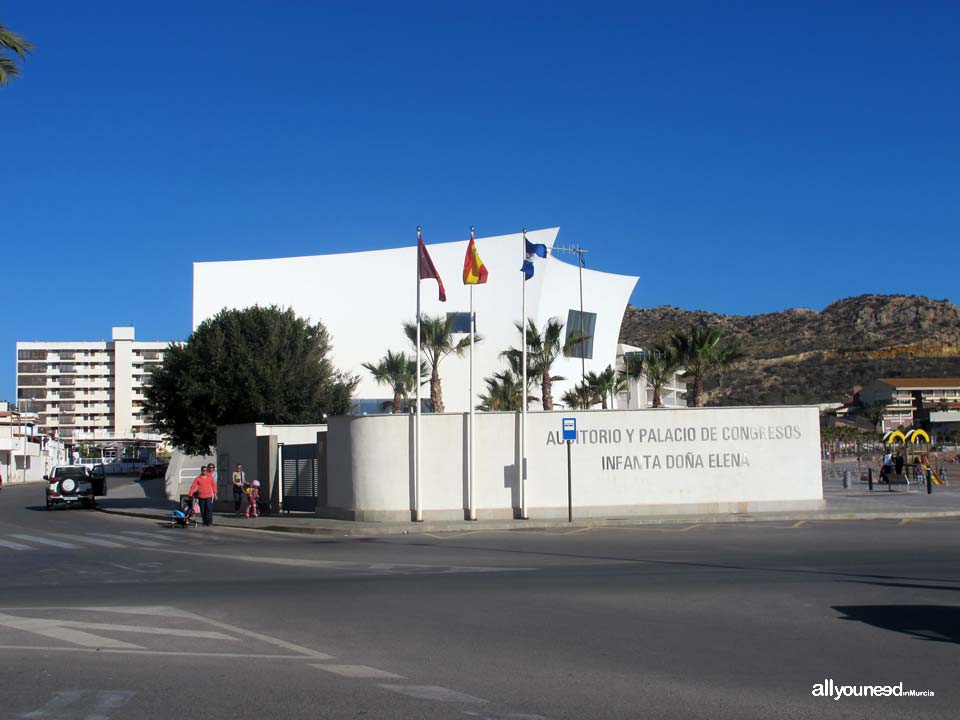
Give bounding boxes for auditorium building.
[192,227,642,413]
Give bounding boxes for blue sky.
[3,1,959,400]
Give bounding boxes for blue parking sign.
[562,417,577,441]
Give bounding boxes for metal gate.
[280,442,320,512]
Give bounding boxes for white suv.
[45,465,107,510]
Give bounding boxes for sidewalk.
[97,465,960,536]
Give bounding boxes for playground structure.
[882,428,946,485]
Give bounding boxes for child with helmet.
[245,480,261,518]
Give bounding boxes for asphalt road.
[1,479,958,720]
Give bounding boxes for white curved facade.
[192,228,639,413]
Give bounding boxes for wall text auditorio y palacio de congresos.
[545,424,804,446]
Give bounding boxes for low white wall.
[325,406,824,521]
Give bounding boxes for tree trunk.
[652,386,662,408]
[694,376,704,407]
[393,392,402,414]
[601,395,608,410]
[542,375,553,411]
[431,367,443,414]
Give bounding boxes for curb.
[96,505,960,536]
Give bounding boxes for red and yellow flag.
[462,228,488,285]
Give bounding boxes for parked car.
[45,465,107,510]
[139,463,169,480]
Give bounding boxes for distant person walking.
[894,453,905,477]
[189,467,217,527]
[231,464,246,513]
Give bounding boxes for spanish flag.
[462,228,488,285]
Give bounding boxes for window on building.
[446,312,474,334]
[564,310,597,360]
[18,350,46,360]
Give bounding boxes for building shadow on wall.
[833,605,960,644]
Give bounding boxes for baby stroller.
[171,494,199,528]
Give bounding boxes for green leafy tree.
[0,23,33,86]
[362,350,423,414]
[669,324,744,407]
[503,318,586,411]
[585,365,625,409]
[144,306,357,455]
[403,314,477,414]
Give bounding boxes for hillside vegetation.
[619,295,960,406]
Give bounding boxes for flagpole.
[415,226,423,523]
[520,229,528,520]
[469,274,476,521]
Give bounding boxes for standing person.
[231,464,246,514]
[894,453,905,477]
[188,466,217,527]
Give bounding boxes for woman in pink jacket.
[188,467,217,527]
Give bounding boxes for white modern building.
[0,401,66,484]
[614,343,686,409]
[16,327,170,445]
[193,228,640,413]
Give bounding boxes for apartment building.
[859,377,960,433]
[16,327,170,445]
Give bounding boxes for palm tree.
[585,365,625,409]
[0,23,33,86]
[503,318,586,411]
[642,344,682,408]
[669,324,743,407]
[362,350,421,413]
[403,314,478,414]
[477,352,539,411]
[560,382,597,410]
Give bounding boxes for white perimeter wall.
[326,405,824,521]
[192,228,638,413]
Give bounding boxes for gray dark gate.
[280,442,320,512]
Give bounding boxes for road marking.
[0,613,143,650]
[791,521,807,528]
[898,518,912,526]
[53,621,237,641]
[380,684,487,704]
[174,608,334,659]
[10,534,79,549]
[0,645,318,659]
[0,538,34,551]
[20,689,85,718]
[86,533,164,547]
[122,531,184,542]
[149,546,534,575]
[46,533,126,548]
[24,690,136,720]
[313,664,405,679]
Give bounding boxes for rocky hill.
[619,295,960,406]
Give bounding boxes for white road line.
[10,534,79,549]
[21,689,85,718]
[86,533,164,547]
[46,533,126,548]
[312,664,405,679]
[0,538,34,551]
[88,690,135,718]
[122,531,184,542]
[54,621,237,641]
[174,609,334,659]
[150,546,535,575]
[379,684,487,704]
[0,645,322,659]
[0,613,143,650]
